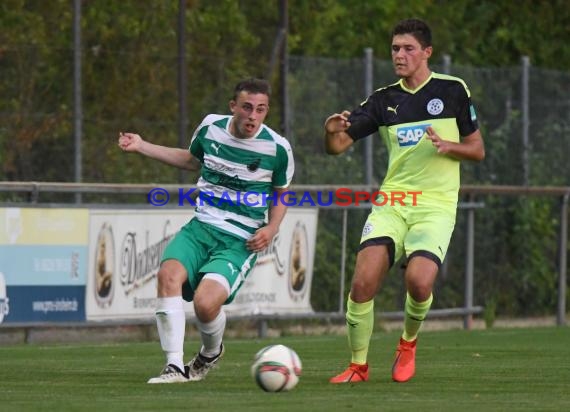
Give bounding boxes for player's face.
[391,34,432,79]
[229,92,269,139]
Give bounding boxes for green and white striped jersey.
[189,114,294,239]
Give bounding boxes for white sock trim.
[197,309,226,358]
[203,273,231,297]
[156,296,184,312]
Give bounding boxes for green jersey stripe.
[197,191,268,221]
[223,218,258,234]
[196,213,254,239]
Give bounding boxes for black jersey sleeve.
[455,83,479,137]
[346,93,385,141]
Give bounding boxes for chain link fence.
[288,55,570,187]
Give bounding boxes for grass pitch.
[1,327,569,411]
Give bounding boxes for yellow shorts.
[360,199,456,267]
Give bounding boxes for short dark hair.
[233,78,271,100]
[392,19,432,48]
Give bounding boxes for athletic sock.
[346,296,374,365]
[402,292,433,342]
[196,309,226,358]
[155,296,186,371]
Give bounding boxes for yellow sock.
[346,296,374,365]
[402,292,433,342]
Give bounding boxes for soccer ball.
[251,344,302,392]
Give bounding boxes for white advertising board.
[86,208,317,321]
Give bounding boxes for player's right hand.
[118,132,143,152]
[324,110,351,133]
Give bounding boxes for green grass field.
[1,327,569,411]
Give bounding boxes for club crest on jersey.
[396,124,431,147]
[248,158,261,172]
[427,98,444,115]
[362,222,373,237]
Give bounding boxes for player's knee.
[350,278,378,301]
[156,268,186,294]
[407,283,433,302]
[193,294,220,322]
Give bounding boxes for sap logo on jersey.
[396,124,430,147]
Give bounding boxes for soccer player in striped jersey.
[118,78,294,383]
[325,19,484,384]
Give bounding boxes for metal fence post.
[464,200,475,329]
[521,56,530,186]
[339,208,348,314]
[177,0,188,184]
[558,194,568,326]
[442,54,451,74]
[280,0,290,143]
[73,0,82,204]
[363,48,374,186]
[257,319,268,338]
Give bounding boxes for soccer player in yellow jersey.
[325,18,485,383]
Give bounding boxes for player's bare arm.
[118,132,201,170]
[246,187,289,253]
[324,111,355,154]
[425,127,485,162]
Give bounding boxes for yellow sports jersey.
[347,72,479,206]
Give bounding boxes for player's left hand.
[425,126,453,154]
[247,226,277,253]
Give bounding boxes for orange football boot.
[329,362,369,384]
[392,337,417,382]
